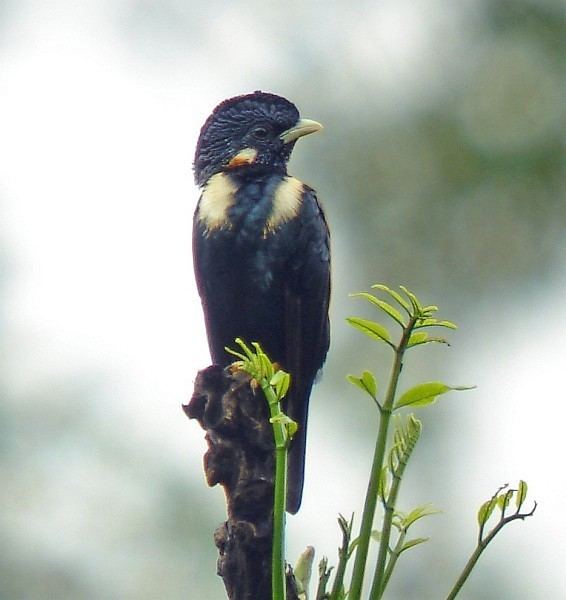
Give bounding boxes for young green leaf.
[399,537,430,554]
[516,480,528,509]
[408,332,428,347]
[225,337,253,362]
[497,490,514,513]
[403,504,441,529]
[236,337,255,359]
[288,419,298,439]
[351,292,405,326]
[421,305,439,314]
[270,413,298,438]
[254,343,274,380]
[347,374,367,395]
[361,370,378,399]
[346,317,393,346]
[394,382,474,409]
[371,283,412,315]
[270,370,291,402]
[375,299,405,326]
[414,318,457,330]
[347,370,378,401]
[477,498,497,527]
[408,333,449,348]
[225,347,247,362]
[399,285,422,314]
[436,320,457,329]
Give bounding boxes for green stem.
[445,543,486,600]
[369,435,410,598]
[348,318,415,600]
[347,402,392,600]
[263,383,288,600]
[445,506,537,600]
[272,445,287,600]
[380,529,406,593]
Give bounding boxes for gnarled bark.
[184,365,299,600]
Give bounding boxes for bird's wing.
[192,197,236,365]
[284,185,330,513]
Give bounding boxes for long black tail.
[285,382,312,514]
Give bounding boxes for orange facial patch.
[227,147,258,168]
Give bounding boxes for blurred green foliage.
[307,1,564,300]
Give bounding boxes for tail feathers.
[285,383,311,515]
[286,415,308,514]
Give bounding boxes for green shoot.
[445,482,537,600]
[226,338,295,600]
[346,284,470,600]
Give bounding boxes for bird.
[192,91,330,514]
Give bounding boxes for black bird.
[192,91,330,514]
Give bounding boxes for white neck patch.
[197,172,237,234]
[264,176,304,234]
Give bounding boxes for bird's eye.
[251,126,269,140]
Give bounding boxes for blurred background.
[1,1,564,598]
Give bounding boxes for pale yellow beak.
[279,118,323,144]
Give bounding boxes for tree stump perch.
[184,365,299,600]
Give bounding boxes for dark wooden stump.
[184,365,299,600]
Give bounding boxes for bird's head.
[194,91,322,187]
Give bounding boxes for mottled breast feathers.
[196,173,305,237]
